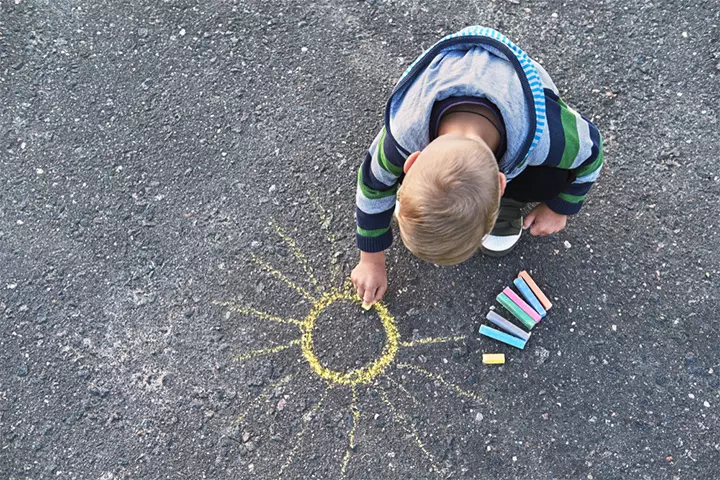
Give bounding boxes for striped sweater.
[356,26,603,253]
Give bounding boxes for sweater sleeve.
[542,93,604,215]
[355,127,406,252]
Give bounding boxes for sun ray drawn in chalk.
[385,374,422,407]
[399,335,467,349]
[252,254,318,302]
[279,384,333,476]
[397,363,482,403]
[339,385,360,479]
[215,211,483,477]
[213,301,304,327]
[306,189,344,285]
[376,383,441,474]
[234,375,293,425]
[272,221,324,293]
[233,339,301,361]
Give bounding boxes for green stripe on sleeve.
[575,143,604,178]
[357,226,390,238]
[558,101,580,169]
[377,129,404,177]
[558,192,587,204]
[357,169,398,200]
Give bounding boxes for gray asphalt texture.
[2,0,719,479]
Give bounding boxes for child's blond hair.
[397,135,500,265]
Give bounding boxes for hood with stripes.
[384,26,555,180]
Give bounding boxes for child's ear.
[403,151,421,174]
[498,172,507,197]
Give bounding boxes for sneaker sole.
[480,221,523,258]
[480,241,520,257]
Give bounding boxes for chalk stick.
[485,311,531,341]
[362,302,372,311]
[513,277,547,318]
[503,287,541,323]
[496,292,536,330]
[479,325,527,349]
[482,353,505,365]
[518,271,552,310]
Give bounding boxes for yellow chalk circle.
[482,353,505,365]
[301,289,399,386]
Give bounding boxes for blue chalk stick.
[514,277,547,318]
[479,325,527,350]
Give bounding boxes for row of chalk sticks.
[480,270,553,365]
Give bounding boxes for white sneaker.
[480,198,526,257]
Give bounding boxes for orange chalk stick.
[518,271,552,310]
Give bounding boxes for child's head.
[396,134,504,265]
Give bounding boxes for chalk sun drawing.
[215,198,482,477]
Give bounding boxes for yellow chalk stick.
[482,353,505,365]
[362,302,372,310]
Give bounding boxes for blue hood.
[384,26,550,178]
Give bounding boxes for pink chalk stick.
[503,287,541,323]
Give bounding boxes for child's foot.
[480,198,526,257]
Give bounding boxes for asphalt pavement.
[1,0,719,478]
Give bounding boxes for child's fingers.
[363,286,378,306]
[376,284,387,302]
[530,222,550,236]
[357,285,366,301]
[523,211,536,230]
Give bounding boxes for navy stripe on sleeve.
[356,205,395,231]
[360,153,395,192]
[584,118,601,167]
[356,229,393,252]
[543,92,565,168]
[383,129,406,170]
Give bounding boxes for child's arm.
[354,126,405,304]
[545,133,603,216]
[543,94,604,216]
[355,127,404,251]
[524,93,603,236]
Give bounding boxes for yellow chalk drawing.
[235,375,292,425]
[306,189,336,244]
[214,208,484,476]
[397,363,482,404]
[273,221,323,292]
[301,286,400,386]
[399,335,467,348]
[279,384,333,476]
[213,300,303,327]
[376,383,441,474]
[252,254,317,302]
[339,385,360,479]
[233,339,301,361]
[386,374,421,407]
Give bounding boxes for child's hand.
[523,204,567,236]
[351,251,387,306]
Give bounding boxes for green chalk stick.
[497,292,535,330]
